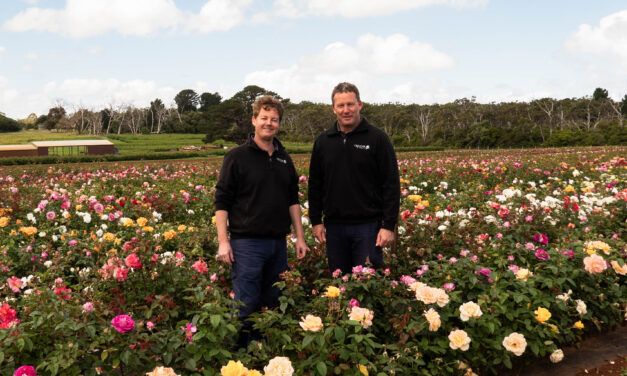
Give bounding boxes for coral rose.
[299,315,323,332]
[502,332,527,356]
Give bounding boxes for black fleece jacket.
[308,118,400,231]
[214,135,299,238]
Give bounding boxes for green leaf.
[503,356,512,369]
[316,361,327,376]
[101,351,108,361]
[49,363,59,376]
[302,334,314,348]
[210,314,221,328]
[334,327,345,344]
[185,357,197,370]
[120,350,131,365]
[164,352,173,365]
[0,351,4,364]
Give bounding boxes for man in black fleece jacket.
[215,95,307,348]
[308,82,400,274]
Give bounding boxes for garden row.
[0,146,625,375]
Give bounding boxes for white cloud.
[26,52,38,59]
[184,0,252,33]
[87,45,104,56]
[0,76,8,89]
[253,0,486,20]
[244,33,454,102]
[2,0,254,37]
[565,9,627,74]
[0,46,5,54]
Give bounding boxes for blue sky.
[0,0,626,119]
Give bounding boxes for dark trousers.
[325,221,382,274]
[230,237,288,347]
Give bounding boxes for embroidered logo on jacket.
[276,158,287,164]
[353,144,370,150]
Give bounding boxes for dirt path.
[504,325,627,376]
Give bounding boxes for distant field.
[1,130,214,155]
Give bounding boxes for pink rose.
[111,315,135,333]
[350,298,360,308]
[14,365,37,376]
[535,249,550,261]
[146,321,155,329]
[443,283,455,291]
[82,302,94,313]
[124,253,142,269]
[193,260,208,274]
[46,211,56,220]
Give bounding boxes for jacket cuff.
[381,221,396,231]
[310,216,322,226]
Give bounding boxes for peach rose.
[146,367,180,376]
[610,260,627,275]
[424,308,441,331]
[299,315,323,332]
[415,285,439,305]
[264,356,294,376]
[502,332,527,356]
[583,254,607,274]
[459,301,483,321]
[349,306,374,329]
[448,329,471,351]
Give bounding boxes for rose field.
[0,146,625,376]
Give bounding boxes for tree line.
[7,86,627,148]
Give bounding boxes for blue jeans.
[230,238,288,346]
[325,222,382,274]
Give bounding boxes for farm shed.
[0,144,38,157]
[29,140,115,156]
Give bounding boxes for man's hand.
[312,224,326,244]
[295,238,308,259]
[375,228,395,248]
[217,241,234,265]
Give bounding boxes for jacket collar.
[245,133,285,153]
[328,117,370,136]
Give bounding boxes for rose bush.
[0,147,624,375]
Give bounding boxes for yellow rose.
[407,195,422,202]
[358,364,368,376]
[0,216,9,227]
[247,371,263,376]
[502,332,527,356]
[123,218,135,227]
[177,225,187,232]
[324,286,340,298]
[516,268,533,281]
[448,329,471,351]
[76,204,83,210]
[574,321,584,330]
[142,226,154,233]
[299,315,323,332]
[164,230,178,240]
[564,186,575,193]
[548,324,559,334]
[136,217,148,227]
[102,232,116,241]
[19,226,38,236]
[534,307,551,323]
[220,360,248,376]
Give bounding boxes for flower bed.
[0,147,625,376]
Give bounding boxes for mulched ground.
[503,325,627,376]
